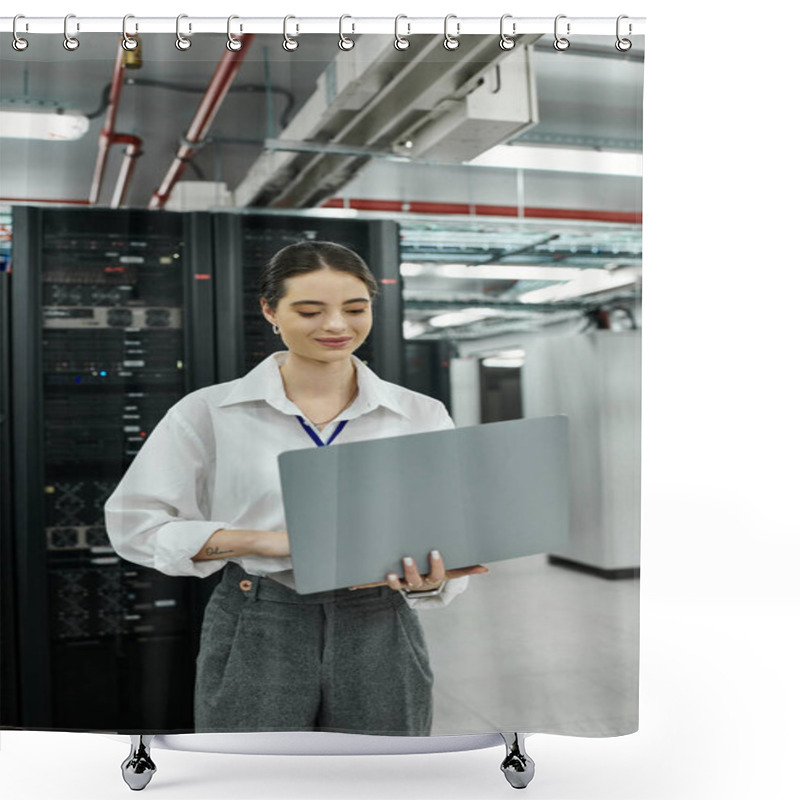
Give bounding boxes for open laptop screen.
[279,415,570,595]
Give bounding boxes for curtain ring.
[443,14,460,51]
[121,14,139,51]
[394,15,410,50]
[339,14,355,50]
[226,15,242,51]
[12,14,29,51]
[175,14,191,51]
[63,14,80,51]
[499,14,515,51]
[283,15,299,51]
[554,14,570,51]
[615,15,632,51]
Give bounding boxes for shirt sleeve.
[104,408,231,579]
[432,400,456,431]
[403,575,469,610]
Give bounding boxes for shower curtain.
[0,11,643,784]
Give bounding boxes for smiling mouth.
[316,337,352,345]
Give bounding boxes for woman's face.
[260,267,373,364]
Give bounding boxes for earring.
[272,324,280,335]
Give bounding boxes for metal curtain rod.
[0,15,645,36]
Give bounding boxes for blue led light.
[100,371,107,376]
[75,377,81,383]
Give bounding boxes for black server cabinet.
[6,207,215,732]
[479,363,523,424]
[1,224,19,728]
[404,340,454,411]
[212,213,404,385]
[3,207,408,733]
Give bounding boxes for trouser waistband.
[222,561,399,606]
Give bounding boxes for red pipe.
[109,134,143,209]
[149,35,255,210]
[323,198,642,225]
[7,41,140,208]
[90,44,128,205]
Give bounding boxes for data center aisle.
[422,554,640,736]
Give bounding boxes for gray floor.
[419,554,640,737]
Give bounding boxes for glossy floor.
[420,554,640,736]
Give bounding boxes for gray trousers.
[194,562,433,735]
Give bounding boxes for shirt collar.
[217,351,410,420]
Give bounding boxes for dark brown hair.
[258,241,379,310]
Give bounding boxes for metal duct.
[235,34,541,209]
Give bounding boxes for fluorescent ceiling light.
[428,308,503,328]
[481,349,525,368]
[519,266,641,303]
[401,262,582,281]
[490,349,525,359]
[403,321,427,339]
[470,145,643,177]
[0,107,90,141]
[300,206,359,219]
[400,263,425,277]
[483,357,525,368]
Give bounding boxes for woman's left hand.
[349,550,489,592]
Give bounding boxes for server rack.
[6,207,216,731]
[0,220,20,728]
[404,340,454,411]
[3,207,410,732]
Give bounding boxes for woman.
[105,241,487,736]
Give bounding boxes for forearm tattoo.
[204,546,235,558]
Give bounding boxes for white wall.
[450,325,642,571]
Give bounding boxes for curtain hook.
[226,15,242,51]
[394,14,410,51]
[63,14,80,51]
[443,14,460,51]
[121,14,139,51]
[12,14,29,51]
[283,15,299,51]
[615,14,632,51]
[554,14,570,51]
[499,14,516,51]
[339,14,355,50]
[176,14,191,51]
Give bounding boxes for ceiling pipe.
[322,198,642,225]
[109,134,143,209]
[149,34,255,210]
[1,42,140,208]
[89,44,127,205]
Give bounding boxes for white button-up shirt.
[104,351,467,609]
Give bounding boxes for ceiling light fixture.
[0,106,90,141]
[401,262,583,281]
[403,321,427,339]
[428,308,503,328]
[518,265,641,303]
[399,263,425,277]
[482,356,525,368]
[469,144,642,177]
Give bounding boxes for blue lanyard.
[296,416,348,447]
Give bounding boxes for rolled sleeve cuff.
[153,520,233,578]
[403,575,469,610]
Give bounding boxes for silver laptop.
[279,415,570,595]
